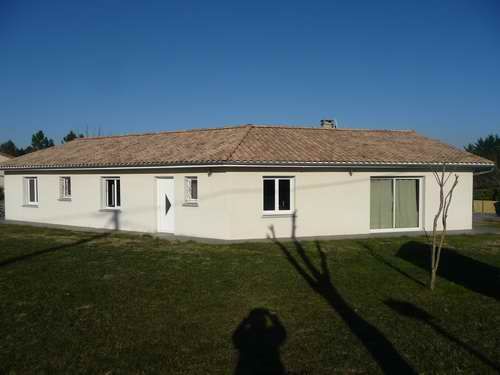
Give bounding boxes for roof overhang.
[2,161,496,172]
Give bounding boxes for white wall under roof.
[225,170,472,240]
[0,153,12,189]
[4,168,473,240]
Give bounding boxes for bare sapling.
[430,164,459,290]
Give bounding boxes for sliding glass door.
[370,178,421,230]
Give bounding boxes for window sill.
[58,198,72,202]
[182,202,199,207]
[262,212,295,218]
[100,208,122,212]
[22,204,39,208]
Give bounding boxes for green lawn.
[475,218,500,229]
[0,224,499,374]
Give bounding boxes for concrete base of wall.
[0,219,479,244]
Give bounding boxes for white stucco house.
[0,122,494,240]
[0,152,14,189]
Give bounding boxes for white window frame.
[184,176,198,204]
[59,176,72,200]
[24,177,38,206]
[369,176,423,233]
[262,176,295,216]
[102,177,121,209]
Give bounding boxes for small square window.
[60,177,72,200]
[185,177,198,203]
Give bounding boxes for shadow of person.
[267,211,415,374]
[233,308,287,375]
[397,241,500,301]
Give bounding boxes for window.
[59,177,72,200]
[185,177,198,203]
[263,177,294,214]
[24,177,38,205]
[370,178,420,230]
[103,177,121,209]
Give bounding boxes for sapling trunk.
[430,164,459,290]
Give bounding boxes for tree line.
[465,134,500,200]
[0,130,84,157]
[465,134,500,166]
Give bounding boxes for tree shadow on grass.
[233,308,287,375]
[0,211,120,268]
[267,212,416,374]
[385,299,500,372]
[0,232,110,268]
[358,241,426,288]
[397,241,500,301]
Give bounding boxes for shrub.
[474,188,499,201]
[495,201,500,217]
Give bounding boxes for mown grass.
[0,224,499,374]
[475,218,500,228]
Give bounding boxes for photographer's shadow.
[233,308,287,375]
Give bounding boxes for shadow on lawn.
[0,211,120,268]
[0,232,109,268]
[359,242,426,288]
[385,299,500,372]
[233,308,287,375]
[397,241,500,301]
[268,211,416,375]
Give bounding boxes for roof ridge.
[76,124,416,141]
[226,125,254,161]
[246,124,416,132]
[77,124,254,141]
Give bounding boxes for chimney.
[320,119,337,129]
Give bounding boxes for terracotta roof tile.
[0,125,493,169]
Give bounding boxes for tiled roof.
[0,125,494,169]
[0,152,14,160]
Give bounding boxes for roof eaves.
[1,159,494,171]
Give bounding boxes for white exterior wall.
[0,154,11,188]
[4,170,230,239]
[3,169,473,240]
[224,170,473,240]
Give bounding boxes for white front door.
[157,178,175,233]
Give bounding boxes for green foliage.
[473,188,499,201]
[465,134,500,165]
[466,134,500,192]
[0,140,17,157]
[1,130,86,155]
[31,130,54,151]
[62,130,84,143]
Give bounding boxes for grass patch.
[475,219,500,229]
[0,224,499,374]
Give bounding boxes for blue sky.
[1,0,499,148]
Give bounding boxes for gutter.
[473,165,496,176]
[1,161,496,172]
